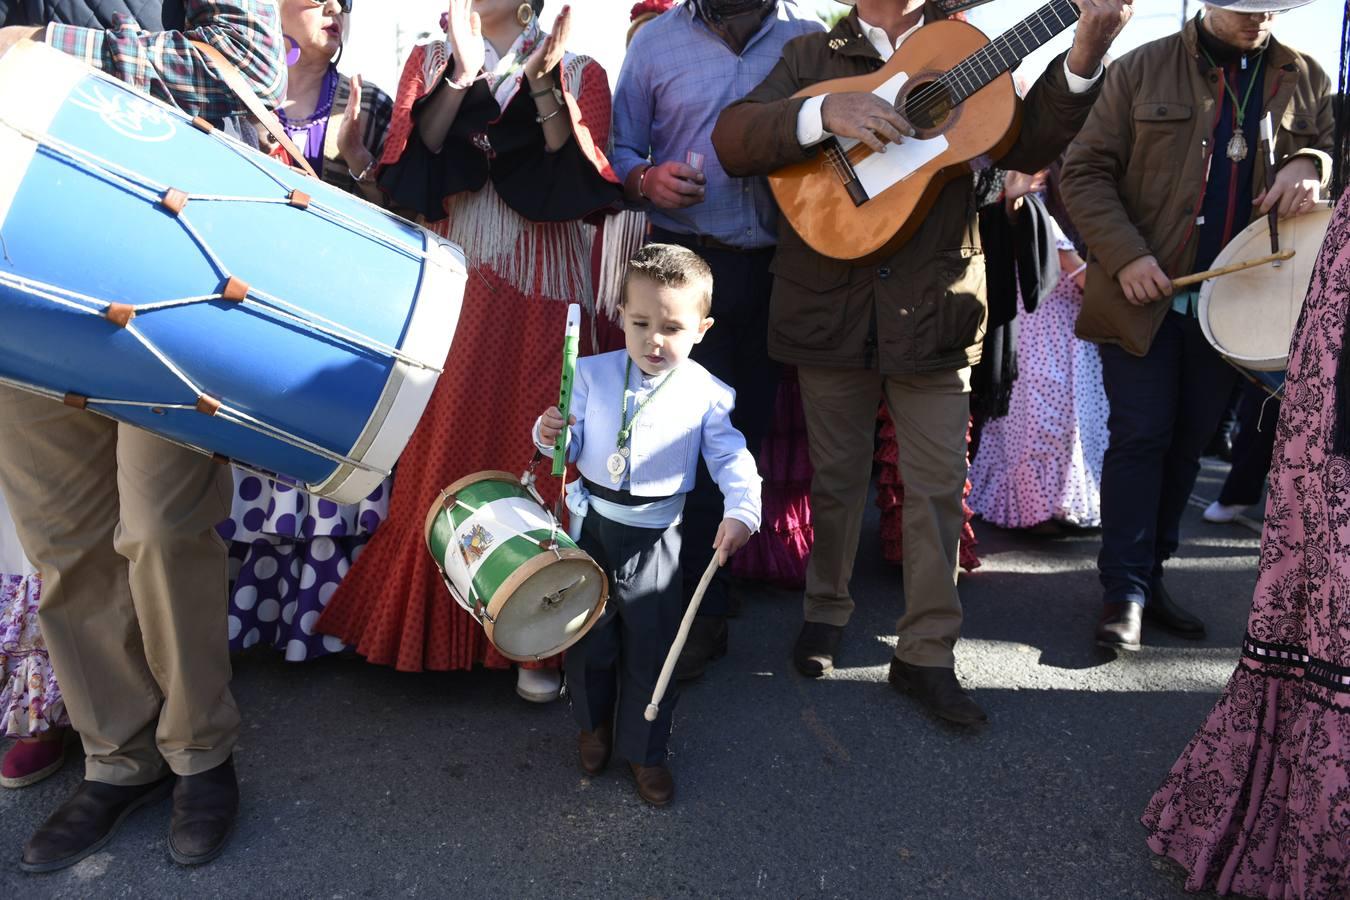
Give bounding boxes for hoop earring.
[517,2,534,26]
[283,34,301,66]
[332,41,344,67]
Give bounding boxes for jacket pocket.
[932,248,986,356]
[1131,102,1194,170]
[1279,107,1319,138]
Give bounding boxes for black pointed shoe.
[168,757,239,866]
[1144,580,1207,639]
[674,616,728,682]
[888,659,988,726]
[21,777,172,873]
[1096,601,1143,651]
[792,621,842,677]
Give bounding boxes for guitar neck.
[943,0,1081,104]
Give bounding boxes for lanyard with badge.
[607,358,678,485]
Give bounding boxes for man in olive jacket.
[1062,0,1332,653]
[712,0,1130,725]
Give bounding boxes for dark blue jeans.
[1217,380,1280,507]
[651,229,778,618]
[1097,312,1240,605]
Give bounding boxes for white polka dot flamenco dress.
[968,244,1109,530]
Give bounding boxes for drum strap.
[189,41,319,181]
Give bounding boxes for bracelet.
[444,72,475,91]
[536,106,564,124]
[529,85,562,103]
[349,159,377,184]
[637,165,652,200]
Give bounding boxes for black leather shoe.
[888,659,988,726]
[21,777,172,873]
[169,757,238,866]
[1096,601,1143,651]
[792,621,842,677]
[1144,580,1207,639]
[674,616,728,682]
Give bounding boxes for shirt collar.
[855,13,924,61]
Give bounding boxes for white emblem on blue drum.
[68,82,176,143]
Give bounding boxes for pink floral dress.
[1141,191,1350,898]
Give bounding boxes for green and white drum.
[423,471,607,661]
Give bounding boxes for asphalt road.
[0,461,1263,898]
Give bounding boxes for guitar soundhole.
[903,80,954,131]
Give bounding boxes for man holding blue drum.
[0,1,284,871]
[1063,0,1333,652]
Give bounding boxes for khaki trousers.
[0,386,237,785]
[798,366,971,669]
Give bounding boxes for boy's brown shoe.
[629,762,673,806]
[578,726,612,775]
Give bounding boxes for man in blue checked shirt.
[0,1,283,872]
[611,0,822,679]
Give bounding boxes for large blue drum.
[0,42,466,503]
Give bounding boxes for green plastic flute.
[553,303,581,477]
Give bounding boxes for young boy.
[534,244,761,806]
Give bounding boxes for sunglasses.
[306,0,353,12]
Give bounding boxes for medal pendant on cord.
[1227,131,1248,163]
[607,449,628,485]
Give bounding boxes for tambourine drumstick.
[1171,250,1295,290]
[1260,113,1281,268]
[644,554,721,723]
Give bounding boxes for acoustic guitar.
[768,0,1082,262]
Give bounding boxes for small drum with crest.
[0,42,465,503]
[1198,204,1332,393]
[424,471,607,661]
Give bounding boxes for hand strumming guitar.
[821,92,914,154]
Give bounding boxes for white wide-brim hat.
[1203,0,1319,11]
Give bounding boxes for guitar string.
[903,0,1072,120]
[901,0,1076,124]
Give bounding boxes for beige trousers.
[0,386,237,785]
[798,366,971,669]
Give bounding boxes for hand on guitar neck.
[1066,0,1134,79]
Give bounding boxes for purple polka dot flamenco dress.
[218,470,390,662]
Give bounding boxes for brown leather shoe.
[1096,601,1143,652]
[168,757,238,866]
[577,726,612,775]
[629,762,673,806]
[21,776,172,873]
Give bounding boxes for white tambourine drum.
[1198,204,1332,373]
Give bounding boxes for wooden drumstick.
[1171,250,1295,290]
[644,555,721,723]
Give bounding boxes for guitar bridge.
[823,138,869,207]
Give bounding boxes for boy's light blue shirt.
[535,350,762,532]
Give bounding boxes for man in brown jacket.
[712,0,1131,725]
[1062,0,1332,652]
